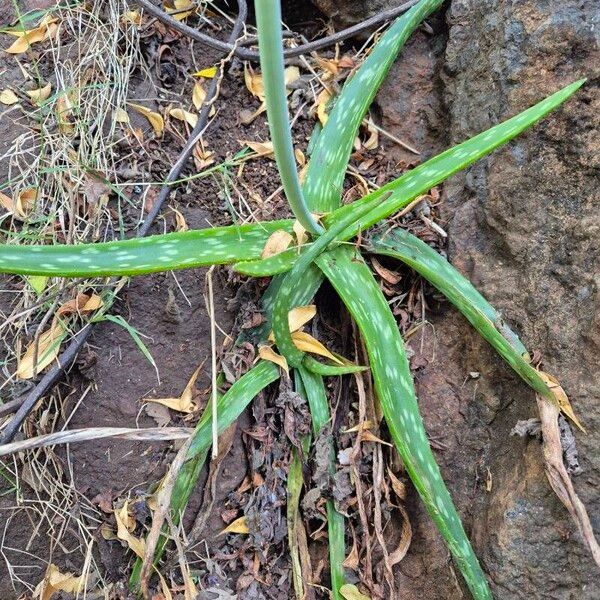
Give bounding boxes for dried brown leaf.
[129,103,164,136]
[220,515,249,535]
[538,370,585,432]
[16,319,66,380]
[258,345,289,374]
[34,564,83,600]
[147,364,202,413]
[261,229,293,258]
[0,89,19,105]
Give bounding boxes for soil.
[0,0,598,599]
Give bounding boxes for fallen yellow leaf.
[360,430,393,446]
[193,66,217,78]
[244,64,299,101]
[147,364,202,413]
[4,17,57,54]
[121,10,142,25]
[316,88,332,126]
[363,118,379,150]
[115,501,145,558]
[57,292,104,316]
[172,206,188,231]
[169,106,198,128]
[113,107,129,124]
[26,82,52,104]
[261,230,293,259]
[167,0,196,21]
[344,420,373,434]
[258,345,289,374]
[291,331,343,364]
[220,515,249,535]
[192,81,206,109]
[34,563,83,600]
[340,584,371,600]
[128,103,164,136]
[292,220,307,247]
[55,93,74,133]
[0,89,19,105]
[538,370,585,432]
[0,187,37,220]
[287,305,316,332]
[240,139,274,157]
[16,319,66,379]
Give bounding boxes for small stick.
[132,0,421,62]
[206,266,219,459]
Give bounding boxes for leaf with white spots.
[317,246,493,600]
[370,227,583,429]
[235,79,587,278]
[303,0,445,213]
[297,366,346,596]
[0,220,294,277]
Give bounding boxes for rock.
[441,1,600,597]
[367,0,598,597]
[312,0,400,28]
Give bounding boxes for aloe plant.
[0,0,586,597]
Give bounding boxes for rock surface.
[312,0,400,28]
[365,0,599,598]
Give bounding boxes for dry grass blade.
[536,397,600,567]
[0,427,193,457]
[140,433,194,599]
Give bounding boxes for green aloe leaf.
[298,366,345,599]
[303,0,444,213]
[234,79,585,278]
[271,194,384,367]
[0,221,293,277]
[129,360,280,589]
[369,227,577,420]
[317,246,493,600]
[302,355,368,376]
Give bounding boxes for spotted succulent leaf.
[303,0,445,213]
[298,366,345,597]
[369,227,580,423]
[0,221,293,277]
[316,246,493,600]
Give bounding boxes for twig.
[0,1,249,445]
[132,0,421,62]
[0,427,193,457]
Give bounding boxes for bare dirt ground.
[0,1,597,599]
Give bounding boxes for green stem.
[254,0,323,235]
[298,366,345,599]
